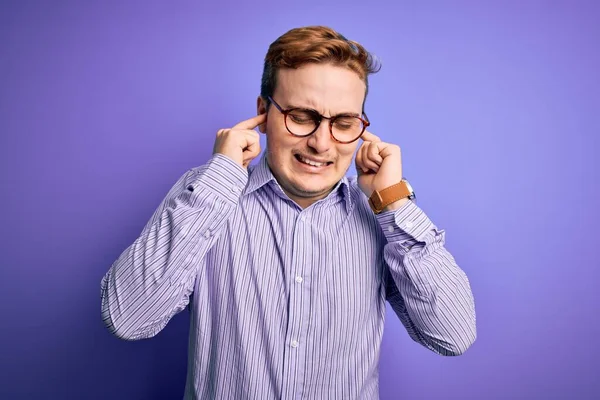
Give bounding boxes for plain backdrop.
[1,1,598,399]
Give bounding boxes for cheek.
[266,131,298,169]
[267,123,303,154]
[266,125,286,155]
[335,145,358,167]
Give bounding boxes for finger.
[379,142,401,160]
[360,130,381,143]
[361,144,380,172]
[242,132,260,154]
[241,131,261,163]
[367,142,384,166]
[243,139,261,159]
[242,144,259,168]
[242,129,260,145]
[354,149,365,175]
[355,144,367,173]
[232,113,267,130]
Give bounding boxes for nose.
[306,120,333,153]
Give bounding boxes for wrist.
[368,179,415,214]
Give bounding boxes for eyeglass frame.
[266,96,370,144]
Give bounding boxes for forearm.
[101,154,247,340]
[378,201,476,356]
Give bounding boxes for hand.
[213,113,267,168]
[355,131,405,206]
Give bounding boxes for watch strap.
[368,180,412,214]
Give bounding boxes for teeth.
[298,155,326,167]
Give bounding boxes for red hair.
[260,26,381,105]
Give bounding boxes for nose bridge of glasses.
[314,112,337,131]
[308,118,335,149]
[317,113,336,134]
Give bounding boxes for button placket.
[281,211,310,395]
[283,214,309,393]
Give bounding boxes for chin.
[289,179,334,197]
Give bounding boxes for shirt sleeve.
[100,154,247,340]
[376,200,477,356]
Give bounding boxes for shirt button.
[387,226,394,233]
[291,340,299,348]
[295,276,303,283]
[300,216,306,222]
[203,230,211,239]
[405,221,414,229]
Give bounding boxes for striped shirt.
[101,153,476,399]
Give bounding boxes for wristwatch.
[368,179,416,214]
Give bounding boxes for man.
[101,26,476,399]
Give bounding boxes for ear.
[256,96,268,133]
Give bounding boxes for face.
[257,63,366,208]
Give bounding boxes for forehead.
[274,63,366,114]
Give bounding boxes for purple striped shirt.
[101,153,476,399]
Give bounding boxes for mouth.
[294,154,334,169]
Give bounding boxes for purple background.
[1,1,598,399]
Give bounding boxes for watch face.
[403,179,416,200]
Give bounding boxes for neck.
[265,155,335,209]
[283,189,331,209]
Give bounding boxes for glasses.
[267,96,370,144]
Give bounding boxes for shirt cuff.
[186,153,248,205]
[376,200,436,244]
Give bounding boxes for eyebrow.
[285,103,362,118]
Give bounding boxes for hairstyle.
[260,26,381,109]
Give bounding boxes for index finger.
[232,113,267,130]
[360,130,381,143]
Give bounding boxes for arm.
[100,154,247,340]
[377,200,477,356]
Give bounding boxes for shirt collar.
[243,152,276,196]
[243,152,354,212]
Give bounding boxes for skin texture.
[214,63,408,211]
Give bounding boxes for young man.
[101,26,476,399]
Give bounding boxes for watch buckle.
[368,190,384,214]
